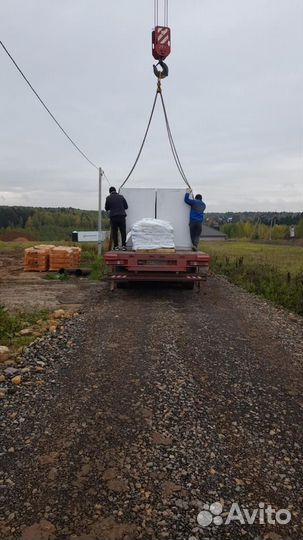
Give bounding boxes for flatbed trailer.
[104,250,210,291]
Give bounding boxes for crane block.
[152,26,171,60]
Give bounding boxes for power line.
[103,172,111,187]
[0,40,99,171]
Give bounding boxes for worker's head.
[109,186,116,193]
[195,194,202,200]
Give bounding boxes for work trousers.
[111,216,127,247]
[189,221,202,248]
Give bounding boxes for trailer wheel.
[117,282,129,289]
[110,280,116,292]
[183,282,194,290]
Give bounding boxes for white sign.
[72,231,108,242]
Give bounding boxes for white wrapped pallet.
[131,218,175,251]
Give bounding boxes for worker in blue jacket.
[184,190,206,251]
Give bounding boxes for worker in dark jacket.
[105,187,128,250]
[184,190,206,251]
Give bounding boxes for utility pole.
[98,167,103,256]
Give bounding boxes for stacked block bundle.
[24,247,50,272]
[24,245,81,272]
[131,218,175,252]
[49,247,81,272]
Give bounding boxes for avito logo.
[197,501,291,527]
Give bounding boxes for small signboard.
[72,231,108,242]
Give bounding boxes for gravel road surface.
[1,276,303,540]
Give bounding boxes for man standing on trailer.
[105,187,128,251]
[184,189,206,251]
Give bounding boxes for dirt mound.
[0,231,33,242]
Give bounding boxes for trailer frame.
[104,250,210,291]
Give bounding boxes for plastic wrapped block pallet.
[24,248,50,272]
[131,218,175,251]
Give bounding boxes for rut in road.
[2,277,303,540]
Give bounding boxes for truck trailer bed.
[104,250,210,290]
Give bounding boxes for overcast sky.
[1,0,302,212]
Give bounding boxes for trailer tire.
[183,282,194,290]
[117,282,129,289]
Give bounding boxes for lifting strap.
[119,79,192,192]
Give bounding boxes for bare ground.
[1,272,303,540]
[0,251,95,312]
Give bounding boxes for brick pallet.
[49,247,81,272]
[24,248,50,272]
[24,245,81,272]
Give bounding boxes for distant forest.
[0,206,110,241]
[206,211,302,227]
[0,206,302,241]
[206,211,303,240]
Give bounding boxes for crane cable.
[154,0,169,26]
[119,80,192,192]
[164,0,168,26]
[159,91,192,190]
[121,0,192,192]
[0,39,111,185]
[154,0,158,26]
[119,90,158,191]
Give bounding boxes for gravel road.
[1,276,303,540]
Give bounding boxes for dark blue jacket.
[184,193,206,223]
[105,192,128,218]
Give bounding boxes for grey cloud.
[0,0,302,211]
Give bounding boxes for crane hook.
[153,60,169,79]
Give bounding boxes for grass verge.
[80,244,109,280]
[201,241,303,315]
[0,307,49,349]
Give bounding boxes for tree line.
[206,211,302,227]
[220,219,303,239]
[0,206,302,241]
[0,206,110,241]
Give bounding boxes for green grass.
[44,272,70,281]
[0,307,49,349]
[201,241,303,315]
[0,240,76,252]
[0,241,34,252]
[80,244,110,280]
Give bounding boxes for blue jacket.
[184,193,206,223]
